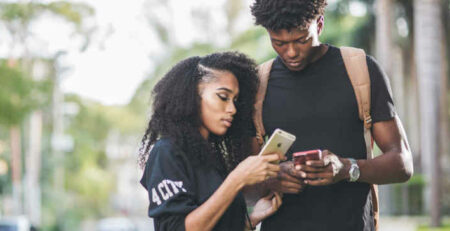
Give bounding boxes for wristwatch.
[348,158,360,182]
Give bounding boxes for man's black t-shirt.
[140,138,247,231]
[261,45,396,231]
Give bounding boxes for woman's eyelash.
[217,94,228,101]
[217,93,238,103]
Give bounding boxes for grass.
[417,224,450,231]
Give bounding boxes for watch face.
[353,168,360,178]
[350,165,360,181]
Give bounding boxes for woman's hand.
[230,154,281,187]
[249,192,283,226]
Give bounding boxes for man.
[249,0,413,230]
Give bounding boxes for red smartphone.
[293,149,322,166]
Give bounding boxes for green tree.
[0,1,94,54]
[59,95,113,229]
[0,61,51,215]
[0,0,94,227]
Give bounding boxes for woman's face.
[198,70,239,139]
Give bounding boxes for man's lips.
[286,61,303,67]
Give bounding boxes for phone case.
[293,149,322,165]
[258,129,296,163]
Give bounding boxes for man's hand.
[296,150,349,186]
[265,161,305,193]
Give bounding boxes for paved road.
[379,216,419,231]
[256,217,420,231]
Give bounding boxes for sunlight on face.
[198,69,239,139]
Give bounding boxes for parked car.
[97,217,137,231]
[0,216,30,231]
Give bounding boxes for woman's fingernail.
[295,165,301,170]
[301,172,306,178]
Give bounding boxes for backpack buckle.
[256,132,264,145]
[364,115,372,129]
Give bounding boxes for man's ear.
[317,16,324,35]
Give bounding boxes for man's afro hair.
[251,0,328,31]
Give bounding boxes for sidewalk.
[253,216,422,231]
[379,216,420,231]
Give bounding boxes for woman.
[139,52,282,231]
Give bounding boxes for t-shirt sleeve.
[367,55,396,123]
[140,140,198,231]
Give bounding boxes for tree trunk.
[376,0,397,215]
[376,0,393,76]
[10,126,22,215]
[25,111,42,226]
[439,2,449,220]
[414,0,443,226]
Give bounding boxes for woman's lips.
[222,119,232,127]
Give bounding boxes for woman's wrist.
[225,171,246,191]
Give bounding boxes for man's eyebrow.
[271,35,307,42]
[270,38,286,43]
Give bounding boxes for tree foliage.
[0,61,52,126]
[0,1,94,30]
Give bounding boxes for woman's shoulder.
[141,138,192,191]
[152,137,176,151]
[148,138,187,164]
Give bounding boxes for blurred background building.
[0,0,448,230]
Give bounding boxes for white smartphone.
[258,128,296,163]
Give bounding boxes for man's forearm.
[355,116,413,184]
[342,150,413,184]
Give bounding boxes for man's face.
[268,18,323,72]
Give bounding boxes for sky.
[60,0,156,106]
[48,0,164,105]
[59,0,232,106]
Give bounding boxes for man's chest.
[263,70,359,124]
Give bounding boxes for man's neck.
[309,43,329,64]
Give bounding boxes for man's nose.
[286,43,298,58]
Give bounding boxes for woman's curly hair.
[251,0,328,31]
[138,52,259,174]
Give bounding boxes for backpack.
[253,46,379,230]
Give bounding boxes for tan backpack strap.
[341,47,379,230]
[340,47,373,157]
[340,47,372,129]
[254,58,275,145]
